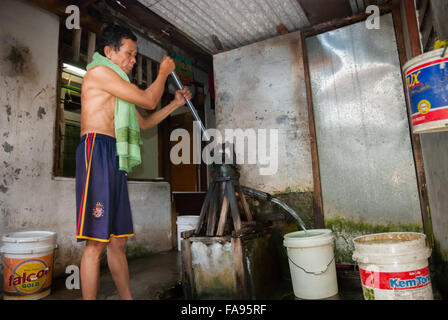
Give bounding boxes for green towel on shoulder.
[86,52,142,173]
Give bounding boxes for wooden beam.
[216,195,229,236]
[72,28,82,62]
[276,24,289,35]
[78,0,99,10]
[236,185,253,221]
[430,0,448,40]
[416,0,430,27]
[211,35,223,51]
[231,237,249,299]
[146,58,153,85]
[300,31,325,229]
[137,54,143,86]
[53,18,66,177]
[420,9,434,50]
[206,190,218,236]
[297,0,353,25]
[404,0,423,57]
[180,237,194,299]
[226,182,242,231]
[363,0,379,7]
[301,3,393,37]
[195,181,215,235]
[399,0,434,247]
[87,31,96,64]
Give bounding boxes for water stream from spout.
[241,186,308,233]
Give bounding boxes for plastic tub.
[1,231,57,300]
[352,232,433,300]
[283,229,338,299]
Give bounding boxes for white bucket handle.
[287,254,335,275]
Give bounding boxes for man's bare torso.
[80,66,116,138]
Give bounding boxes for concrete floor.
[6,249,441,300]
[44,250,183,300]
[42,249,367,300]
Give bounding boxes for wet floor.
[37,249,441,300]
[44,250,182,300]
[42,250,368,300]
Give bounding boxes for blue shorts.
[75,133,134,243]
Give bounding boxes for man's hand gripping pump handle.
[170,71,211,141]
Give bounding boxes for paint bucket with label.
[1,231,57,300]
[352,232,433,300]
[403,48,448,134]
[283,229,338,299]
[176,215,199,251]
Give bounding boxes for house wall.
[0,0,172,283]
[213,31,315,261]
[213,31,313,195]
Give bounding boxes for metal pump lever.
[170,71,210,141]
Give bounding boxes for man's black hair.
[96,24,137,56]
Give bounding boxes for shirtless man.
[75,25,191,300]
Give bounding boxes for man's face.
[105,38,137,75]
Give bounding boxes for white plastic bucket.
[352,232,433,300]
[176,216,199,251]
[283,229,338,299]
[1,231,57,300]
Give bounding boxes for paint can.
[176,215,199,251]
[403,48,448,134]
[1,231,57,300]
[352,232,433,300]
[283,229,338,299]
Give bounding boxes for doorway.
[161,83,208,215]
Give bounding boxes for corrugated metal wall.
[306,14,422,262]
[138,0,310,52]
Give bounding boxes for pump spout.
[241,186,308,232]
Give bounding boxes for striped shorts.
[75,133,134,243]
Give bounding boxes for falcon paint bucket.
[1,231,57,300]
[403,48,448,133]
[352,232,433,300]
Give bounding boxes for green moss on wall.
[189,242,237,299]
[244,233,281,299]
[244,191,314,281]
[193,268,237,299]
[430,240,448,300]
[325,216,423,264]
[98,243,151,268]
[125,243,151,260]
[188,233,282,299]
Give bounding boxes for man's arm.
[86,56,175,110]
[136,88,192,130]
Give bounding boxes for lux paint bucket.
[283,229,338,299]
[352,232,433,300]
[403,48,448,134]
[1,231,57,300]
